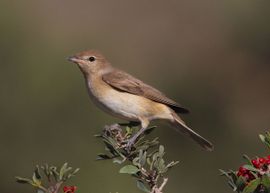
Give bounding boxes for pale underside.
[85,74,174,124]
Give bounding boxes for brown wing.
[102,70,189,114]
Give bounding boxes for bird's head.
[68,50,112,76]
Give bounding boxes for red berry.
[266,160,270,165]
[252,159,261,168]
[243,173,250,180]
[237,171,242,176]
[239,166,247,173]
[259,158,266,164]
[267,155,270,160]
[248,173,255,180]
[252,159,258,165]
[63,186,77,193]
[252,159,258,163]
[63,187,69,192]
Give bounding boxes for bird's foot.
[125,127,147,152]
[126,137,137,152]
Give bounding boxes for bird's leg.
[126,127,147,151]
[126,119,149,151]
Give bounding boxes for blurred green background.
[1,0,270,193]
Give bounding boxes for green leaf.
[113,158,124,164]
[133,157,141,167]
[146,157,151,166]
[229,170,238,183]
[243,165,260,172]
[43,164,50,178]
[137,137,159,150]
[15,177,33,184]
[167,161,179,169]
[219,169,228,176]
[259,134,266,143]
[63,167,72,179]
[236,176,246,191]
[96,154,111,160]
[34,166,41,180]
[137,180,150,193]
[138,150,143,160]
[152,152,159,162]
[137,150,146,167]
[119,165,140,174]
[139,151,147,167]
[103,140,118,156]
[261,174,270,191]
[159,145,165,157]
[259,133,270,148]
[243,155,252,165]
[157,159,167,173]
[266,132,270,142]
[242,178,260,193]
[72,168,80,175]
[32,172,41,187]
[126,126,132,135]
[50,166,59,181]
[136,145,150,151]
[59,163,68,180]
[228,180,237,191]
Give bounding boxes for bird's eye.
[88,56,95,62]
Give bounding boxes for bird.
[68,50,213,151]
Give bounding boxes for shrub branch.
[96,123,179,193]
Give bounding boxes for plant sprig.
[221,131,270,193]
[16,163,79,193]
[96,123,179,193]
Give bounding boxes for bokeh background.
[1,0,270,193]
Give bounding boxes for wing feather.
[102,70,189,114]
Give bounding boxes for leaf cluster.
[259,132,270,149]
[220,132,270,193]
[220,168,270,193]
[16,163,79,193]
[96,123,179,193]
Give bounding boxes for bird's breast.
[85,77,172,121]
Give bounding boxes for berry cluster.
[251,156,270,170]
[237,166,255,182]
[237,156,270,182]
[63,186,77,193]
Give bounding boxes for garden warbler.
[68,50,213,151]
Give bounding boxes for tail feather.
[170,114,214,151]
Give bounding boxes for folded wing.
[102,70,189,114]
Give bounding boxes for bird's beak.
[67,56,82,63]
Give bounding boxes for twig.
[48,182,63,193]
[97,123,178,193]
[151,178,168,193]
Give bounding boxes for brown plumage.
[68,50,213,151]
[102,69,189,114]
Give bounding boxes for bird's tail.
[169,113,214,151]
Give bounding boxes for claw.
[126,138,136,152]
[125,126,147,152]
